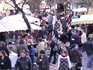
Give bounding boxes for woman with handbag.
[49,39,57,64]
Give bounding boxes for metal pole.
[54,0,56,16]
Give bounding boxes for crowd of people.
[0,10,92,70]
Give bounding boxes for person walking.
[49,39,57,64]
[64,41,72,61]
[37,37,45,56]
[27,41,35,63]
[0,50,11,70]
[17,39,29,57]
[84,37,93,68]
[36,50,49,70]
[58,50,71,70]
[81,30,87,52]
[14,49,32,70]
[71,44,82,64]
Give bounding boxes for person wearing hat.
[14,49,32,70]
[36,50,49,70]
[0,50,11,70]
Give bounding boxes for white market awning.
[72,8,87,12]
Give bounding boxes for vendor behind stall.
[25,32,34,43]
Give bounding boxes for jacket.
[40,29,47,38]
[53,29,58,38]
[71,33,78,44]
[27,45,35,56]
[71,49,82,63]
[36,55,49,70]
[25,35,34,42]
[37,42,45,56]
[14,56,32,70]
[81,33,87,44]
[59,33,68,43]
[50,42,56,52]
[65,46,72,60]
[17,44,29,56]
[0,56,11,70]
[47,23,53,32]
[84,41,93,55]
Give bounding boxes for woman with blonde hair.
[0,50,11,70]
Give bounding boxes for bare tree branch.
[22,0,26,10]
[4,0,15,8]
[12,0,31,33]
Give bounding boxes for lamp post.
[54,0,56,16]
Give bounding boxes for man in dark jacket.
[84,37,93,68]
[47,23,53,35]
[71,44,82,63]
[65,42,72,61]
[0,42,9,56]
[36,50,49,70]
[71,30,78,45]
[14,49,32,70]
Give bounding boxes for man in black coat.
[47,23,53,35]
[84,37,93,68]
[0,42,9,56]
[14,49,32,70]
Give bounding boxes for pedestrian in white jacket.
[81,30,87,44]
[81,30,87,52]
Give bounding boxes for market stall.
[71,14,93,25]
[72,7,87,12]
[2,14,40,23]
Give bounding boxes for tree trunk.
[12,0,31,33]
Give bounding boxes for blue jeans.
[87,55,92,67]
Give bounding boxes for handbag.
[53,45,58,52]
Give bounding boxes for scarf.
[61,54,67,57]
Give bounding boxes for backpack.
[53,45,60,52]
[33,64,38,70]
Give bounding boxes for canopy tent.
[72,8,87,12]
[30,24,41,30]
[88,9,93,15]
[2,14,40,23]
[0,20,28,32]
[71,14,93,25]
